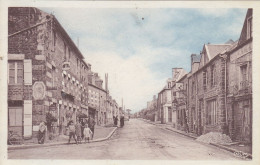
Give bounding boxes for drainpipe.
[220,54,228,132]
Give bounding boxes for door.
[241,105,251,142]
[198,100,203,135]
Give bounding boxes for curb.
[165,127,197,139]
[8,127,118,150]
[141,119,197,139]
[210,143,252,159]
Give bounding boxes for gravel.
[196,132,232,145]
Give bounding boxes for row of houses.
[7,7,123,139]
[141,9,252,143]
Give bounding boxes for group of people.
[113,115,124,127]
[67,117,96,144]
[37,117,96,145]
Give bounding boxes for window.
[9,108,23,126]
[64,43,67,61]
[52,66,55,87]
[247,17,252,39]
[192,81,195,95]
[8,61,23,84]
[206,99,217,125]
[210,65,215,87]
[203,70,207,90]
[240,64,248,89]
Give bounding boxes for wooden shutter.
[24,100,32,138]
[24,59,32,85]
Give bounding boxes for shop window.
[9,107,23,126]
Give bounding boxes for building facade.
[8,7,90,138]
[226,9,252,142]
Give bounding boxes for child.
[83,124,93,143]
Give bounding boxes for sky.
[40,7,247,113]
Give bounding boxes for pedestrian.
[120,116,124,127]
[67,121,78,144]
[38,122,47,144]
[114,116,118,127]
[75,120,82,144]
[88,117,95,140]
[83,124,93,143]
[81,119,86,139]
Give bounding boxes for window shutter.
[24,59,32,85]
[24,100,32,138]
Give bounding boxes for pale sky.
[40,7,247,113]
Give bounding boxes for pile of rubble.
[196,132,232,145]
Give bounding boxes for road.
[8,119,242,160]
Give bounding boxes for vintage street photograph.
[1,1,259,163]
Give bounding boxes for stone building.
[174,73,188,131]
[88,72,107,125]
[187,43,233,135]
[158,81,172,124]
[171,68,187,128]
[8,7,90,138]
[183,9,252,140]
[226,9,252,142]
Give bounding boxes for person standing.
[80,119,86,139]
[120,116,124,127]
[88,117,95,140]
[67,121,78,144]
[83,124,93,143]
[38,122,46,144]
[114,116,118,127]
[75,120,82,144]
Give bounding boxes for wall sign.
[33,81,46,100]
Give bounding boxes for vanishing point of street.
[8,119,241,160]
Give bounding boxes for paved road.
[8,119,242,160]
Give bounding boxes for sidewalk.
[8,126,117,150]
[141,118,252,159]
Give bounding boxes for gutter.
[8,19,52,37]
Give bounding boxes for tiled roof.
[206,44,231,60]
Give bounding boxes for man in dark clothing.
[88,117,95,140]
[114,116,118,127]
[120,116,124,127]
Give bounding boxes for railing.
[240,80,251,93]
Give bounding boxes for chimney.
[105,73,108,92]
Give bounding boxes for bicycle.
[8,131,24,145]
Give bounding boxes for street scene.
[5,5,254,161]
[8,119,243,160]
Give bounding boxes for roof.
[205,44,231,60]
[238,9,253,46]
[88,83,107,93]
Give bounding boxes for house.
[8,7,90,138]
[226,9,252,142]
[158,80,172,124]
[171,68,187,128]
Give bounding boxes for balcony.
[61,91,75,102]
[239,80,251,94]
